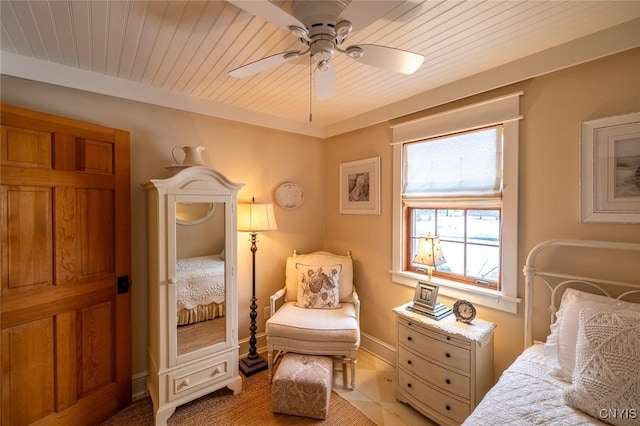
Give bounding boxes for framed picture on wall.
[581,112,640,223]
[339,156,381,215]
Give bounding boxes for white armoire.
[144,166,244,425]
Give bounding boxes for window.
[404,126,502,290]
[390,93,523,313]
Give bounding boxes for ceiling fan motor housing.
[291,0,354,62]
[292,0,347,38]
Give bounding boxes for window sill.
[390,270,520,314]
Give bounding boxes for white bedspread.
[463,344,607,425]
[176,255,225,310]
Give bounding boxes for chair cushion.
[285,251,354,303]
[266,302,359,343]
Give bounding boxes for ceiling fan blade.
[227,0,304,32]
[229,52,299,78]
[315,62,336,100]
[339,0,403,31]
[352,44,424,74]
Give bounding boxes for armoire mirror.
[174,200,226,356]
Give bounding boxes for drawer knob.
[407,360,412,365]
[445,352,451,358]
[182,378,190,387]
[407,383,412,388]
[407,336,412,342]
[447,336,451,340]
[446,405,451,411]
[445,379,451,385]
[408,322,413,326]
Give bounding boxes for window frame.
[390,93,523,314]
[405,206,502,290]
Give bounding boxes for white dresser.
[394,303,495,426]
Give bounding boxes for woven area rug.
[101,367,375,425]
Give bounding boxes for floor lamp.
[237,198,278,376]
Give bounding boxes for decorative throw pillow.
[564,308,640,426]
[295,263,341,309]
[284,251,354,303]
[544,288,640,382]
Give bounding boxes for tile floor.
[333,350,437,426]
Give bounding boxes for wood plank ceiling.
[2,1,640,136]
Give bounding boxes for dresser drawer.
[398,322,471,372]
[398,369,470,424]
[398,346,470,400]
[168,355,231,400]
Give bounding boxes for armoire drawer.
[168,355,232,400]
[398,322,471,372]
[398,346,470,400]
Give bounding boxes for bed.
[175,254,226,326]
[463,239,640,426]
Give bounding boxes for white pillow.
[544,288,640,382]
[564,308,640,426]
[295,263,341,309]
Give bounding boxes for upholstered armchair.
[266,250,360,389]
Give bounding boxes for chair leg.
[267,350,273,382]
[342,358,348,388]
[350,358,357,390]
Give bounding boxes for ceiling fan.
[227,0,425,100]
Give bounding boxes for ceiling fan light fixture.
[311,39,335,61]
[317,60,330,72]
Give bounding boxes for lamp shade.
[238,201,278,232]
[413,235,446,267]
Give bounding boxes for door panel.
[78,189,114,277]
[1,317,55,425]
[2,186,53,290]
[0,105,131,425]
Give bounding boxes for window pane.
[467,210,500,245]
[436,209,464,242]
[439,241,463,275]
[466,244,500,282]
[413,209,435,237]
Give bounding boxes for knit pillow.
[545,288,640,382]
[295,264,341,309]
[564,308,640,426]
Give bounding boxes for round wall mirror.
[176,202,216,225]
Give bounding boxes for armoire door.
[0,105,131,425]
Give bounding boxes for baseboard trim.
[360,331,396,366]
[132,371,149,401]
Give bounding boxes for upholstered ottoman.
[272,354,332,419]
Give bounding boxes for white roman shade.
[403,126,502,198]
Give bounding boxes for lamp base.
[239,354,268,376]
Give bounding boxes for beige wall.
[2,47,639,382]
[323,47,640,377]
[1,77,327,375]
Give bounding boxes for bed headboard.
[523,239,640,349]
